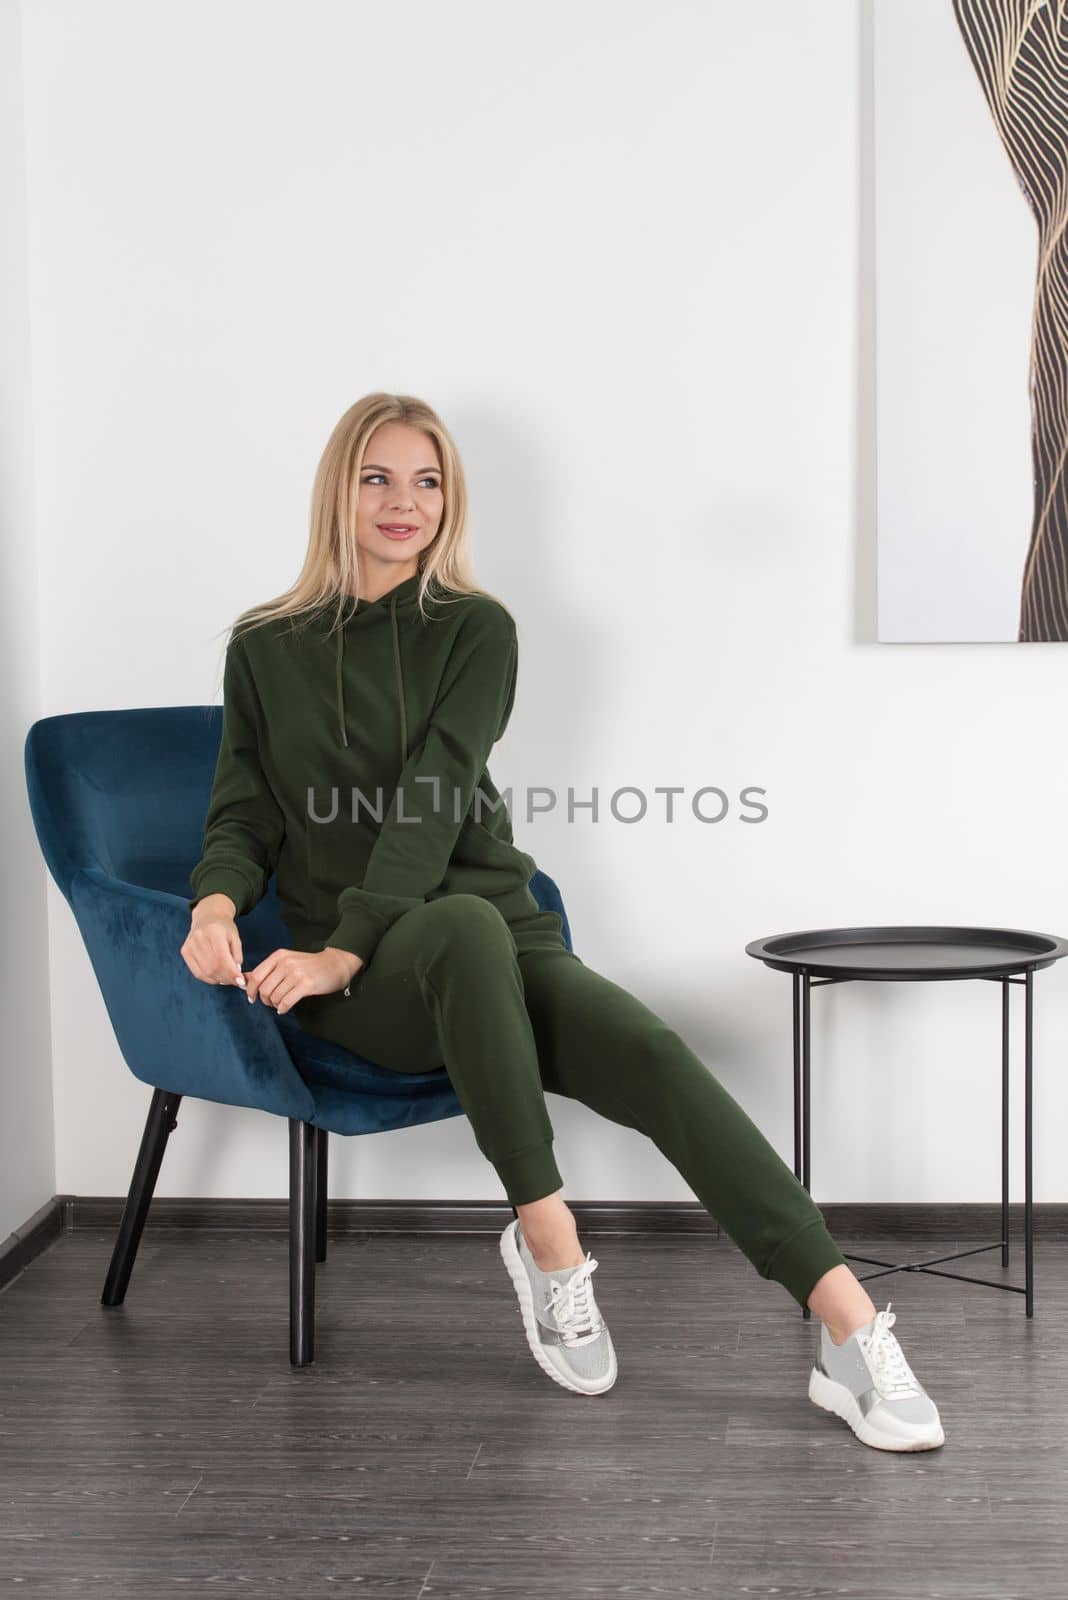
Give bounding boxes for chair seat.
[273,1010,465,1137]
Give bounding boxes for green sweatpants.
[294,894,848,1310]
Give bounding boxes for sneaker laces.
[859,1302,921,1397]
[543,1252,605,1347]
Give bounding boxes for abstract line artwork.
[954,0,1068,641]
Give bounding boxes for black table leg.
[1002,977,1010,1270]
[792,971,801,1184]
[803,970,811,1199]
[793,969,813,1321]
[999,968,1036,1316]
[1025,967,1034,1317]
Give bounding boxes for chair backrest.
[25,707,228,907]
[24,708,573,950]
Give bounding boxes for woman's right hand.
[181,894,247,990]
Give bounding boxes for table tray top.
[745,925,1068,981]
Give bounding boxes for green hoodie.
[188,571,562,963]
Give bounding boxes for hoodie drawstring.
[335,591,408,766]
[336,620,347,748]
[390,593,409,765]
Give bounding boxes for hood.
[333,570,426,757]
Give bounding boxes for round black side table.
[745,925,1068,1319]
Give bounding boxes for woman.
[182,392,944,1451]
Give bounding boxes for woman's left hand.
[243,948,358,1014]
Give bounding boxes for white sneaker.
[499,1218,618,1396]
[808,1301,945,1451]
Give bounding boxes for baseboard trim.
[0,1194,69,1290]
[3,1195,1066,1296]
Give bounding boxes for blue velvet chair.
[23,707,573,1367]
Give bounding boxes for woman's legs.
[515,1191,876,1339]
[808,1265,877,1344]
[296,895,863,1316]
[515,944,853,1312]
[513,1190,587,1269]
[295,894,566,1205]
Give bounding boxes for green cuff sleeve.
[319,886,425,965]
[188,865,258,919]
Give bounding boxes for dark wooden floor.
[1,1226,1065,1598]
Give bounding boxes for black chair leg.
[315,1127,328,1263]
[102,1088,182,1307]
[289,1119,318,1367]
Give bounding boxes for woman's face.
[354,421,444,584]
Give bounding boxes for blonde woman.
[182,393,944,1451]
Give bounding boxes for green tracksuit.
[190,570,847,1308]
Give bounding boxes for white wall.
[11,0,1068,1219]
[1,0,56,1242]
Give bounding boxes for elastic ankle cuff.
[764,1217,849,1309]
[496,1141,564,1207]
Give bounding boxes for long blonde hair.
[217,393,508,664]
